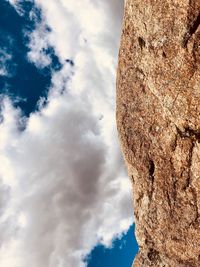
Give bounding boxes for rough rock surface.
[116,0,200,266]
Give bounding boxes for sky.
[0,1,138,266]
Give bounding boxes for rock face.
[116,1,200,266]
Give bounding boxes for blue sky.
[0,0,61,115]
[85,225,138,266]
[0,1,138,266]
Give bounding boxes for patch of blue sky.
[84,224,139,267]
[0,1,62,115]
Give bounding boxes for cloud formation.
[0,1,133,266]
[0,35,16,78]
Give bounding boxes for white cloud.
[0,1,133,267]
[0,48,13,77]
[26,22,52,68]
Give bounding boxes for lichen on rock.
[116,0,200,266]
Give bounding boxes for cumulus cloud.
[26,22,52,68]
[0,1,133,267]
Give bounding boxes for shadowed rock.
[116,0,200,266]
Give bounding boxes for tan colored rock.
[116,0,200,266]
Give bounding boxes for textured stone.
[116,1,200,266]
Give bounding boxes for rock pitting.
[116,1,200,266]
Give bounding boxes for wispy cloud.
[0,47,15,77]
[0,1,132,267]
